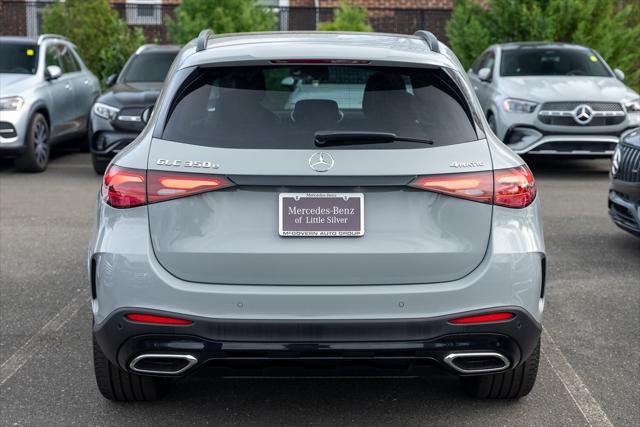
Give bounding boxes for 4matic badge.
[449,161,486,168]
[156,159,220,169]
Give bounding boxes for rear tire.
[461,338,540,399]
[93,335,169,402]
[91,154,110,175]
[15,113,49,172]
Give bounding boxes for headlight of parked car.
[623,98,640,112]
[502,98,538,113]
[611,145,621,176]
[0,96,25,111]
[93,102,120,121]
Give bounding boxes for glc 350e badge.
[156,159,220,169]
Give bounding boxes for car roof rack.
[196,29,215,52]
[413,30,440,54]
[38,34,70,44]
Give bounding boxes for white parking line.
[542,328,613,427]
[0,292,88,386]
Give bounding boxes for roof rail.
[37,34,69,44]
[414,30,440,54]
[196,29,215,52]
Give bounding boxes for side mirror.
[613,68,625,81]
[141,105,153,124]
[105,74,118,87]
[280,76,295,87]
[478,67,492,82]
[45,65,62,80]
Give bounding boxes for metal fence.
[0,1,451,43]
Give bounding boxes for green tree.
[446,0,640,91]
[42,0,144,85]
[318,1,373,32]
[166,0,276,44]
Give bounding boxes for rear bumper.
[93,306,542,378]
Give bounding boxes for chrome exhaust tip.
[129,354,198,375]
[443,352,510,374]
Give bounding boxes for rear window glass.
[161,66,478,149]
[500,48,611,77]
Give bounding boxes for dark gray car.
[89,44,180,174]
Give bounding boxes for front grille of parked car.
[542,102,623,111]
[538,102,625,126]
[615,144,640,182]
[114,107,146,132]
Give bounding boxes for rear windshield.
[0,43,38,74]
[161,66,478,149]
[122,51,177,83]
[500,48,611,77]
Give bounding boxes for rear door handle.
[65,83,72,90]
[84,79,90,85]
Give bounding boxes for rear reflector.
[125,313,193,325]
[102,165,234,208]
[449,312,514,324]
[408,165,536,208]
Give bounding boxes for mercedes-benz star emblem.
[309,152,334,172]
[573,104,594,125]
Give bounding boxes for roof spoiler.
[413,30,440,53]
[196,29,215,52]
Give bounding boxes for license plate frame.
[278,193,365,237]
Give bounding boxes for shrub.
[166,0,276,44]
[42,0,144,85]
[318,1,373,32]
[447,0,640,91]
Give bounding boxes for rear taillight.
[408,165,536,208]
[102,165,234,208]
[493,165,536,208]
[102,166,146,208]
[146,170,234,203]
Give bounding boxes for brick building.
[0,0,453,42]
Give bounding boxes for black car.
[609,128,640,237]
[89,44,179,173]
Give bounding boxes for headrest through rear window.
[292,99,342,124]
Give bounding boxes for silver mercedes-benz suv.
[90,31,545,402]
[0,34,100,171]
[468,42,640,156]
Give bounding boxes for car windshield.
[0,43,38,74]
[500,48,611,77]
[162,65,478,150]
[122,51,177,83]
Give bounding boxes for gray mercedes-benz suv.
[468,42,640,156]
[90,31,545,401]
[0,34,100,171]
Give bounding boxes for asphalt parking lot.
[1,147,638,426]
